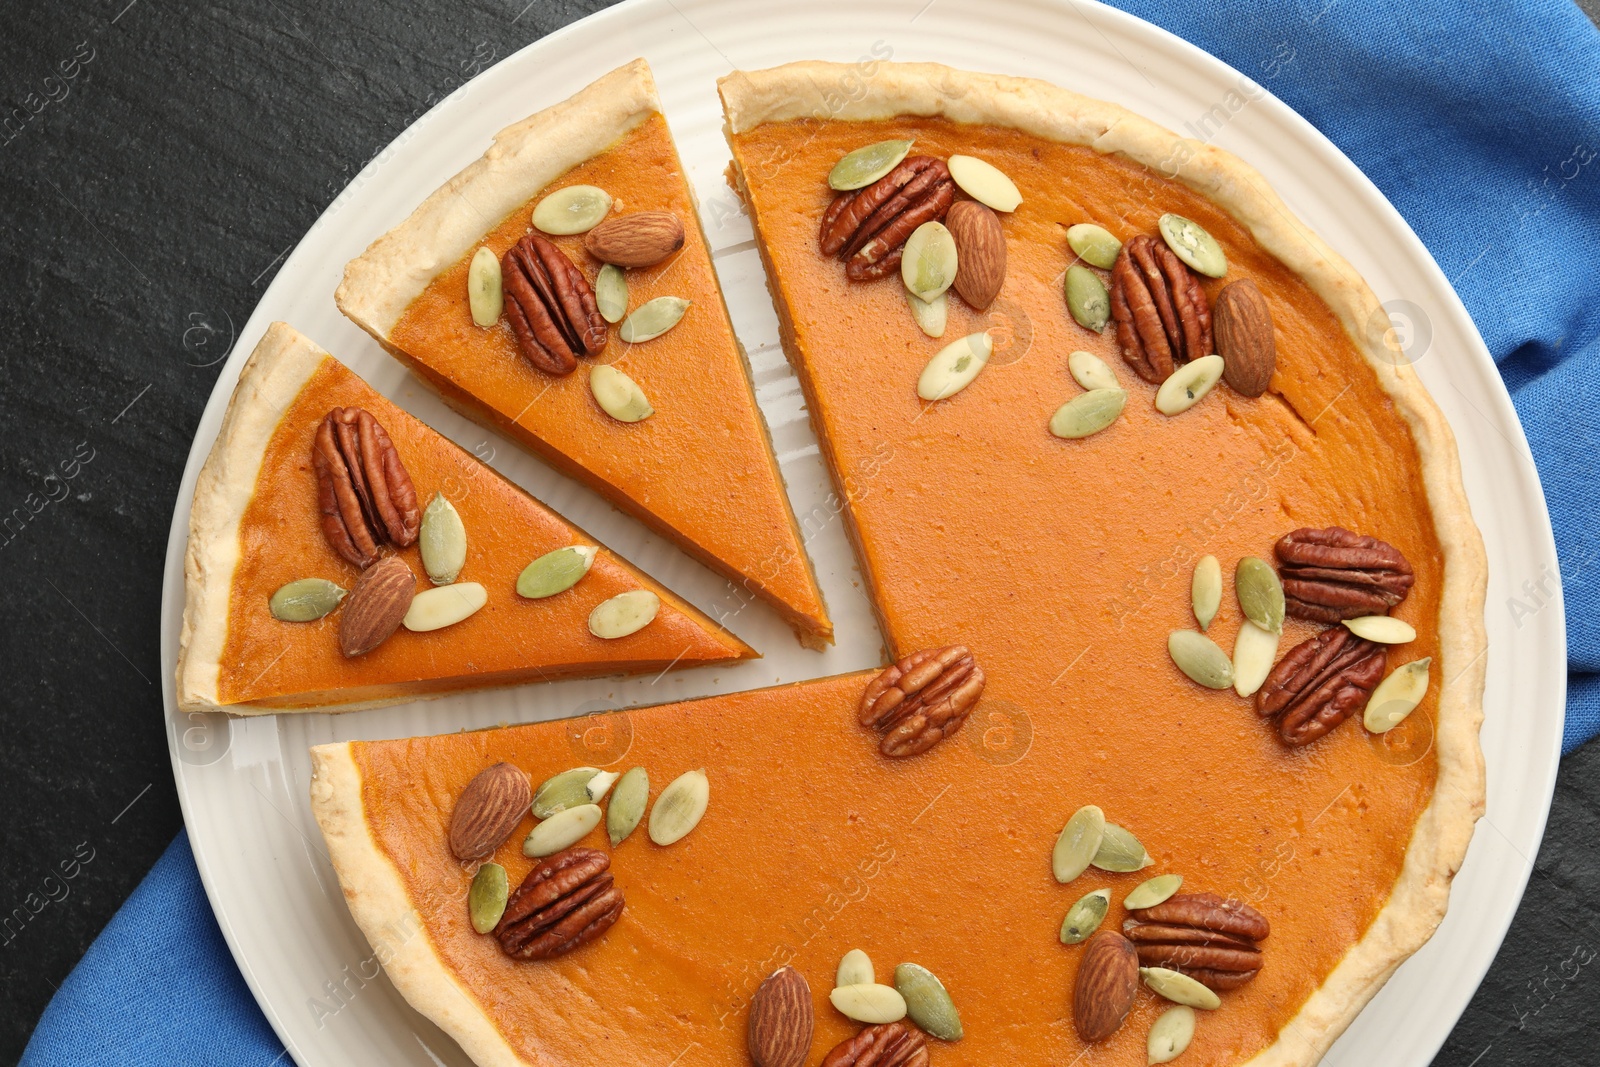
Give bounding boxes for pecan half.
[500,233,607,376]
[493,846,623,960]
[820,1022,929,1067]
[859,645,985,758]
[1109,234,1213,384]
[1124,892,1269,991]
[1275,526,1416,623]
[312,407,420,569]
[819,156,955,281]
[1255,627,1387,746]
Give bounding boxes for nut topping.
[1124,892,1269,991]
[820,156,955,281]
[312,407,420,568]
[945,200,1006,309]
[859,645,985,758]
[1110,234,1213,384]
[500,233,607,376]
[337,555,415,657]
[1073,929,1140,1042]
[1213,278,1277,396]
[820,1022,929,1067]
[494,846,623,960]
[748,965,814,1067]
[1255,626,1387,746]
[583,211,685,268]
[448,762,532,861]
[1275,526,1416,622]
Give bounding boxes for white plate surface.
[158,1,1564,1064]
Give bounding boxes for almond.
[583,211,685,268]
[1214,278,1276,397]
[945,199,1005,310]
[448,762,531,861]
[337,555,414,657]
[748,965,813,1067]
[1073,929,1140,1042]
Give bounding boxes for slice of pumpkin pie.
[176,322,753,715]
[335,58,831,648]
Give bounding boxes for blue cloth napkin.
[24,0,1600,1061]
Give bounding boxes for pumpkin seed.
[468,862,508,934]
[1066,265,1110,331]
[1147,1005,1197,1064]
[1158,214,1228,278]
[1053,804,1106,883]
[947,154,1022,212]
[532,767,601,818]
[1124,873,1184,910]
[1235,557,1285,635]
[829,139,914,190]
[532,184,611,234]
[836,948,875,989]
[895,963,963,1041]
[1191,555,1221,631]
[902,221,958,302]
[907,289,947,338]
[1364,657,1431,733]
[585,769,620,802]
[1155,354,1225,415]
[516,545,597,599]
[606,766,649,845]
[589,364,654,423]
[522,803,602,857]
[1168,630,1235,689]
[1068,350,1120,391]
[1066,223,1122,269]
[1141,967,1221,1010]
[402,582,487,632]
[1344,615,1417,644]
[1093,823,1154,872]
[268,578,346,622]
[467,247,503,327]
[1060,888,1111,944]
[917,331,992,401]
[1232,619,1280,698]
[419,493,467,585]
[648,768,709,845]
[619,296,689,343]
[829,983,907,1024]
[595,263,627,323]
[588,589,660,639]
[1049,388,1126,439]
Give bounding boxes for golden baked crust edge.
[335,58,660,340]
[719,59,1489,1066]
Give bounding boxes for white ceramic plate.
[158,1,1564,1064]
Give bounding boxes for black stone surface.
[0,1,1594,1063]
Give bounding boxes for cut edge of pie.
[176,321,755,716]
[334,58,834,650]
[718,61,1488,1066]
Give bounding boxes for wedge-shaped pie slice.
[336,58,831,649]
[720,63,1487,1065]
[177,322,753,714]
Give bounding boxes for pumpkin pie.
[307,62,1489,1067]
[177,322,752,715]
[335,59,832,649]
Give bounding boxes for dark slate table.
[1,1,1595,1062]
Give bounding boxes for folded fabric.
[24,0,1600,1062]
